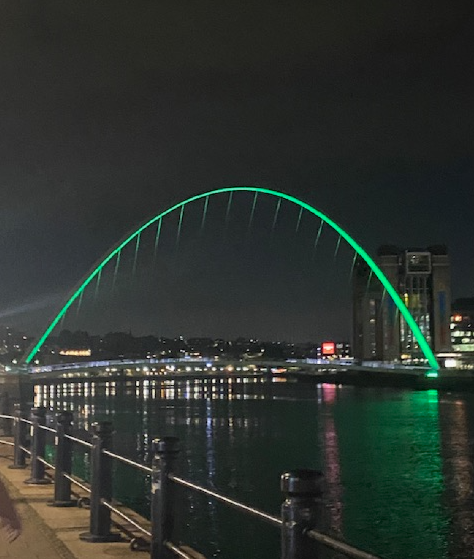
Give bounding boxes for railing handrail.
[169,474,282,527]
[39,424,57,433]
[102,449,152,473]
[64,434,93,449]
[306,529,384,559]
[101,498,152,537]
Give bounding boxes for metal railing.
[0,406,386,559]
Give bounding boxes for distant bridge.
[22,186,440,370]
[23,356,431,382]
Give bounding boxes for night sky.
[1,1,473,344]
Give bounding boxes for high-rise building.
[352,245,451,362]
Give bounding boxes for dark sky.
[1,1,473,343]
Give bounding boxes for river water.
[34,377,474,559]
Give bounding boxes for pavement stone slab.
[0,444,145,559]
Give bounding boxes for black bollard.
[281,469,325,559]
[25,407,51,485]
[9,404,27,469]
[150,437,180,559]
[80,422,120,542]
[49,411,76,507]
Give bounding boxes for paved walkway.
[0,474,75,559]
[0,441,145,559]
[0,444,75,558]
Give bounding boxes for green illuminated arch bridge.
[23,187,440,370]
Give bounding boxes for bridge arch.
[24,187,439,370]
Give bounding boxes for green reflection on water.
[333,389,448,559]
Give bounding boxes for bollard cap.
[56,411,73,425]
[151,437,180,456]
[281,469,324,496]
[91,421,114,437]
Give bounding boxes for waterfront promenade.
[3,379,470,559]
[0,441,148,559]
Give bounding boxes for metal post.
[49,411,76,507]
[150,437,180,559]
[9,404,27,469]
[281,469,325,559]
[80,422,120,542]
[25,407,51,484]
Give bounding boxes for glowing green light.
[23,186,440,371]
[425,370,439,378]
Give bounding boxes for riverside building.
[352,245,451,363]
[451,298,474,353]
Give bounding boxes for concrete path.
[0,441,148,559]
[0,475,75,559]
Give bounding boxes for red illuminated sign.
[322,342,335,356]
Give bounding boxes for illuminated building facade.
[352,245,452,362]
[451,298,474,353]
[317,341,352,359]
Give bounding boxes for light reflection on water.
[34,379,474,559]
[439,397,474,559]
